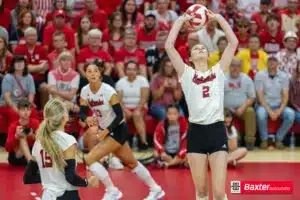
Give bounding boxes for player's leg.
[84,126,100,151]
[188,153,209,200]
[113,142,165,200]
[227,147,247,166]
[209,151,228,200]
[85,137,123,200]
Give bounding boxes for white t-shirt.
[115,76,149,108]
[227,126,238,140]
[179,63,225,125]
[32,131,77,198]
[80,83,118,129]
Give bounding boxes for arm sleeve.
[64,159,88,187]
[153,123,165,153]
[23,160,41,184]
[106,103,124,132]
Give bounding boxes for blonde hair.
[58,51,73,62]
[36,99,68,170]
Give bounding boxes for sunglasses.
[238,25,248,28]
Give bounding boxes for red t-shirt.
[235,32,250,51]
[73,9,108,32]
[77,47,112,64]
[3,0,17,10]
[96,0,122,16]
[0,8,11,30]
[115,47,146,66]
[5,119,40,152]
[0,54,13,74]
[250,12,268,32]
[178,43,189,64]
[175,34,188,50]
[137,28,158,50]
[259,30,284,54]
[45,11,71,25]
[102,29,123,57]
[43,24,75,52]
[14,44,48,81]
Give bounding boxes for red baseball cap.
[54,10,66,18]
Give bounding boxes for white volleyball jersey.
[80,83,117,129]
[32,131,77,198]
[179,63,225,125]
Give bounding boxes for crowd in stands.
[1,0,300,168]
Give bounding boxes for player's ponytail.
[36,99,68,171]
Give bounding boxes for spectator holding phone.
[5,99,39,166]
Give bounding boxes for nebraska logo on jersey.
[192,72,216,85]
[89,99,104,107]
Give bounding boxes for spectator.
[48,31,75,71]
[250,0,272,32]
[3,0,18,12]
[5,99,39,166]
[177,0,209,14]
[189,20,225,53]
[0,55,37,125]
[43,10,75,53]
[235,17,250,51]
[0,0,11,30]
[120,0,144,28]
[146,0,178,31]
[14,27,48,108]
[0,35,13,91]
[75,15,92,54]
[236,34,268,79]
[96,0,122,16]
[45,0,71,27]
[255,55,295,149]
[67,0,85,17]
[289,62,300,124]
[224,58,256,150]
[46,51,80,113]
[10,9,40,51]
[10,0,34,33]
[73,0,108,32]
[116,61,150,147]
[249,20,259,35]
[102,11,124,57]
[237,0,260,19]
[219,0,243,31]
[259,14,284,55]
[277,31,298,77]
[295,18,300,42]
[208,36,228,69]
[279,0,300,33]
[175,22,188,50]
[0,26,8,44]
[153,104,188,168]
[77,29,113,81]
[33,0,53,25]
[150,57,183,121]
[224,109,248,166]
[137,13,158,50]
[115,28,147,78]
[145,30,168,77]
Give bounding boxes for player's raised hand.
[206,9,218,22]
[87,176,99,188]
[180,12,194,22]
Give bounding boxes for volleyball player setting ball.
[79,60,165,200]
[165,5,238,200]
[23,99,99,200]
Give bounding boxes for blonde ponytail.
[36,99,68,171]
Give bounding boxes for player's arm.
[212,12,239,72]
[79,97,89,122]
[23,157,41,184]
[63,144,89,187]
[165,14,193,78]
[106,94,124,132]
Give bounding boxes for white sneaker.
[109,156,124,170]
[144,186,165,200]
[102,188,123,200]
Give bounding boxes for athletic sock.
[88,162,115,191]
[132,161,159,190]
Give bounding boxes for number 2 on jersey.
[202,86,210,98]
[40,150,53,168]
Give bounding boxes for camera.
[23,127,31,135]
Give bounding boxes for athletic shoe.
[144,186,165,200]
[109,156,124,170]
[102,188,123,200]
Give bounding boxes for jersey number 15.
[202,86,210,98]
[40,150,53,168]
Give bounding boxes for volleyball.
[185,4,209,30]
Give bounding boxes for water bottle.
[132,135,139,151]
[290,132,295,150]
